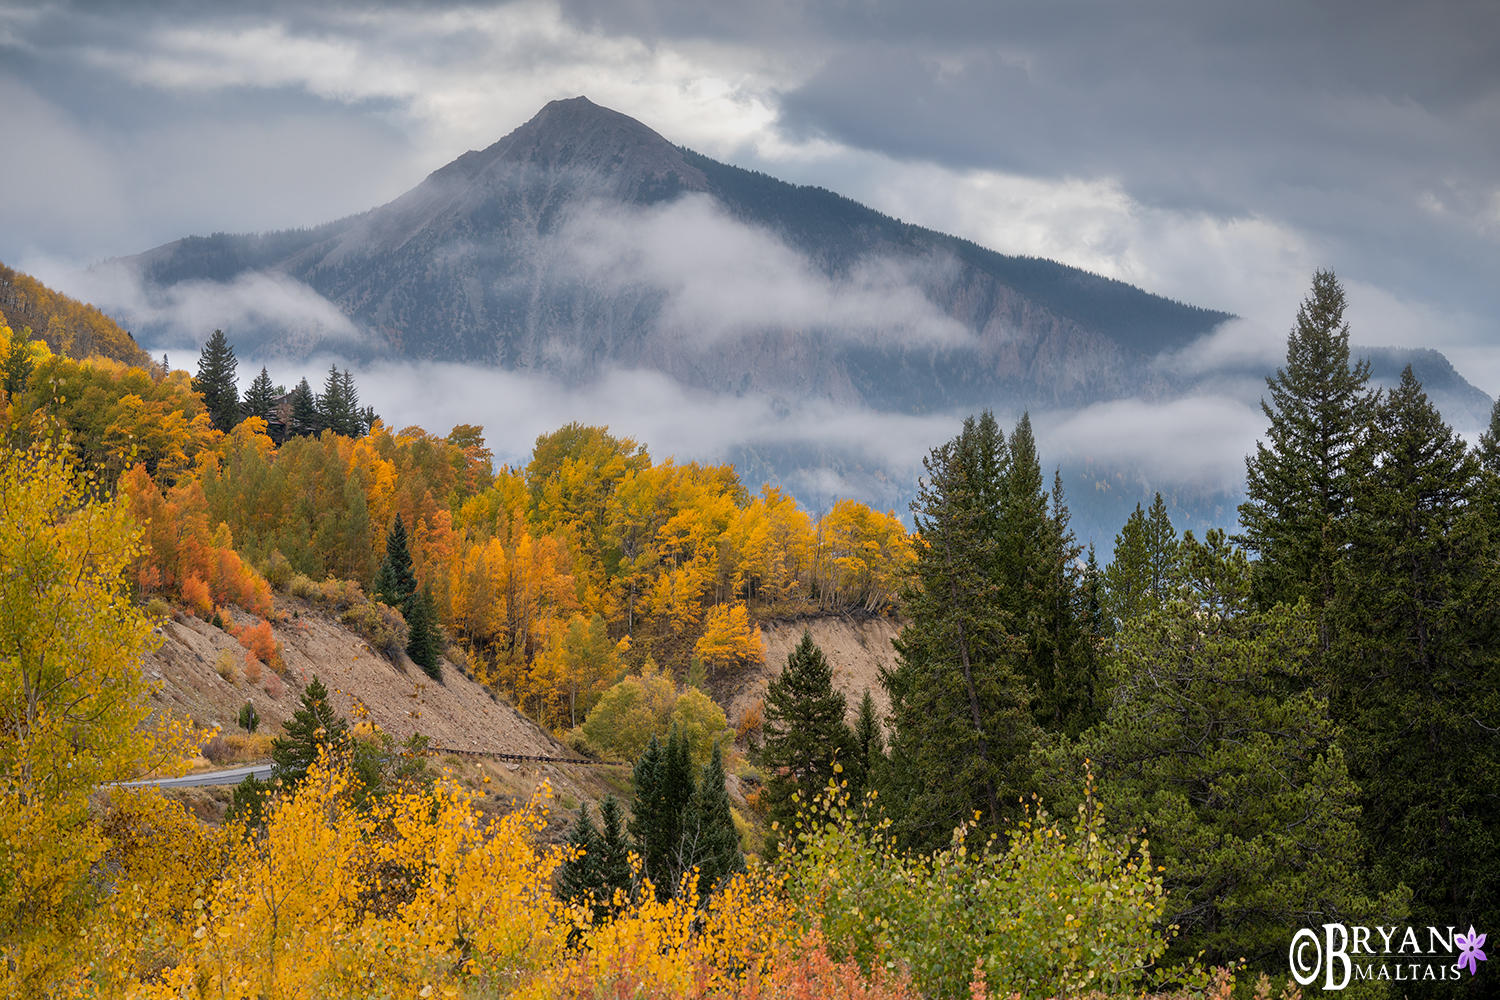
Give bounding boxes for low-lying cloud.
[68,264,364,354]
[558,194,973,348]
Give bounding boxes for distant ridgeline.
[0,260,152,368]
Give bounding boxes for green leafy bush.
[783,776,1192,1000]
[340,600,408,656]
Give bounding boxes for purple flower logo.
[1456,926,1488,976]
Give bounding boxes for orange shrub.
[242,654,263,684]
[238,620,283,673]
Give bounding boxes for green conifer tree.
[1476,396,1500,475]
[405,585,443,681]
[1334,365,1500,939]
[1238,269,1375,640]
[680,742,745,897]
[1101,494,1180,628]
[192,328,241,433]
[595,794,633,908]
[758,631,854,857]
[629,729,697,899]
[850,688,885,793]
[883,412,1036,849]
[288,377,320,437]
[1039,529,1380,969]
[558,804,603,906]
[270,675,350,786]
[373,514,417,609]
[242,366,278,424]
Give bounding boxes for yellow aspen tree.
[0,443,201,990]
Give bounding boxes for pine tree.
[405,585,443,681]
[850,688,885,793]
[1102,494,1180,627]
[317,364,365,437]
[758,631,854,856]
[1333,365,1500,938]
[1028,470,1097,736]
[1476,396,1500,475]
[883,412,1036,849]
[192,328,241,433]
[595,794,633,908]
[242,366,279,426]
[1081,544,1112,644]
[1238,269,1375,638]
[680,742,745,897]
[558,804,603,906]
[288,377,320,437]
[629,729,697,899]
[270,675,350,786]
[1041,529,1376,969]
[373,514,417,610]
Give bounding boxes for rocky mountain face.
[110,97,1230,413]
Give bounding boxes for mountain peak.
[430,95,709,203]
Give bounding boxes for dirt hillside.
[716,614,902,731]
[144,595,630,837]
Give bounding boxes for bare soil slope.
[144,596,629,837]
[717,614,902,730]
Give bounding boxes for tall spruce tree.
[758,631,855,856]
[242,366,279,428]
[405,585,443,681]
[680,742,745,896]
[318,364,364,437]
[1102,494,1180,628]
[1238,269,1375,640]
[192,328,241,433]
[288,377,320,437]
[270,675,350,786]
[850,688,886,793]
[629,728,697,899]
[883,411,1036,849]
[1476,396,1500,475]
[373,514,417,610]
[1333,365,1500,942]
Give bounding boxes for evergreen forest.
[0,269,1494,998]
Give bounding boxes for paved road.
[117,763,275,789]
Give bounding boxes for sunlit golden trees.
[0,443,201,990]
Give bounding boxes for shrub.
[213,649,239,683]
[260,549,293,591]
[201,735,233,764]
[317,576,364,611]
[263,670,284,700]
[237,701,260,733]
[783,776,1191,1000]
[242,654,262,685]
[238,620,283,673]
[288,573,319,601]
[339,601,408,657]
[143,597,171,622]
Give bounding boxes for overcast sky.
[2,0,1498,486]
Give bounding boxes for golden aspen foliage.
[0,443,202,990]
[694,602,765,677]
